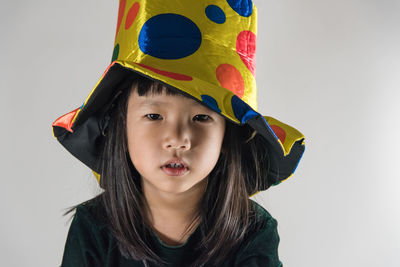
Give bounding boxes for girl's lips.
[161,166,189,176]
[162,158,189,169]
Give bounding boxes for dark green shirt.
[60,199,283,267]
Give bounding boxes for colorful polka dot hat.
[52,0,306,195]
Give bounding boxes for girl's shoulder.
[248,199,277,234]
[61,195,118,267]
[72,194,109,231]
[249,199,275,220]
[232,199,282,266]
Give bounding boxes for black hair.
[65,73,271,266]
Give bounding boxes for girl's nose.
[162,123,191,151]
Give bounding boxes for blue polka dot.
[205,5,226,24]
[201,95,221,113]
[226,0,253,17]
[231,95,259,123]
[138,14,202,60]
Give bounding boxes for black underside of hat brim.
[53,63,305,188]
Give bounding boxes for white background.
[1,0,399,266]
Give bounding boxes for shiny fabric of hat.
[52,0,306,197]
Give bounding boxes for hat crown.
[112,0,258,124]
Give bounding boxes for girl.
[52,0,305,266]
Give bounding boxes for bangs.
[131,74,181,97]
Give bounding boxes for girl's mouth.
[161,165,189,176]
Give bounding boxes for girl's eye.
[194,114,210,121]
[146,114,162,120]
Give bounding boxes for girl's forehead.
[129,90,208,110]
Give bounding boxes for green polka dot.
[111,44,120,62]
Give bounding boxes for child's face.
[126,89,226,195]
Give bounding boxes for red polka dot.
[270,125,286,144]
[216,64,244,98]
[115,0,126,38]
[236,30,256,76]
[125,2,140,30]
[135,63,193,81]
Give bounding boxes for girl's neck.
[142,177,207,223]
[141,177,207,245]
